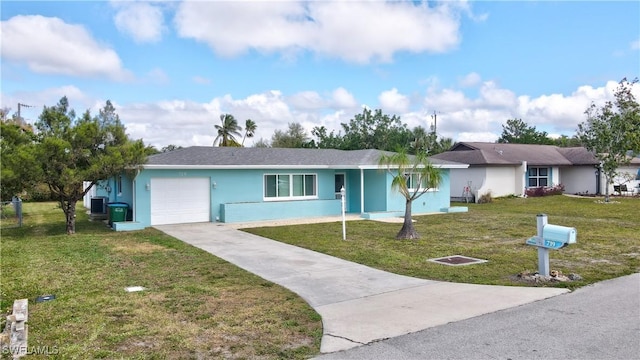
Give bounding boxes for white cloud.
[378,88,410,113]
[192,76,211,85]
[479,81,517,108]
[424,88,472,113]
[288,91,326,111]
[422,79,640,141]
[0,15,131,80]
[113,1,166,43]
[459,72,481,87]
[145,67,169,84]
[8,78,637,150]
[456,132,499,143]
[174,0,467,63]
[331,87,358,109]
[631,39,640,50]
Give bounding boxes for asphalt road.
[314,273,640,360]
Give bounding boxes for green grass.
[245,196,640,290]
[1,203,321,359]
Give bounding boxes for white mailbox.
[542,224,577,244]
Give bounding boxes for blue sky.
[2,0,639,148]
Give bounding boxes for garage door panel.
[150,178,210,225]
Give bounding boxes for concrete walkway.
[155,222,569,353]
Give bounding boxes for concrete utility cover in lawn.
[428,255,488,266]
[156,222,569,353]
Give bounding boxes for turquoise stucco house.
[87,147,467,231]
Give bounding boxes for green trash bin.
[107,202,128,226]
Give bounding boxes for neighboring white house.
[431,142,603,201]
[610,157,640,195]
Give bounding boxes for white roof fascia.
[143,165,332,170]
[357,164,469,170]
[143,163,469,170]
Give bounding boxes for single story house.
[86,147,468,231]
[611,157,640,195]
[430,142,603,201]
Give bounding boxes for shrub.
[526,184,565,197]
[24,183,55,202]
[477,190,493,204]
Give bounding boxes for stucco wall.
[221,199,341,222]
[448,167,486,199]
[107,166,454,227]
[363,169,387,212]
[132,168,339,226]
[561,166,598,194]
[345,169,362,213]
[384,169,451,214]
[478,166,519,198]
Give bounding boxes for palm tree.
[378,150,442,239]
[214,114,242,147]
[242,119,257,146]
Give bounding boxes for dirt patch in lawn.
[111,241,170,254]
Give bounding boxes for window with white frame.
[405,173,438,192]
[528,167,549,187]
[264,174,317,200]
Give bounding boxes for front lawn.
[245,196,639,289]
[1,203,321,359]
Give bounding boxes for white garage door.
[150,178,211,225]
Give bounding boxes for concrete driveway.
[155,222,569,353]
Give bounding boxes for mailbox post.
[536,214,549,276]
[525,214,577,276]
[340,186,346,240]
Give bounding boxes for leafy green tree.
[409,126,453,155]
[578,78,640,202]
[33,97,146,234]
[378,150,442,240]
[242,119,257,146]
[409,126,431,154]
[498,118,553,144]
[341,108,411,151]
[252,138,271,148]
[271,122,309,148]
[0,122,39,201]
[309,125,345,149]
[434,137,454,154]
[214,114,242,147]
[161,144,182,152]
[551,135,581,147]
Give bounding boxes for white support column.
[360,168,365,214]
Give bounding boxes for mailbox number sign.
[526,236,564,250]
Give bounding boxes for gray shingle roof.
[431,142,599,166]
[145,147,466,168]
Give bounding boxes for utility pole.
[430,110,438,135]
[17,103,34,122]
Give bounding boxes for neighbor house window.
[264,174,317,200]
[405,173,438,192]
[528,167,549,187]
[117,175,123,195]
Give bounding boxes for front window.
[264,174,317,200]
[405,173,437,192]
[528,167,549,187]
